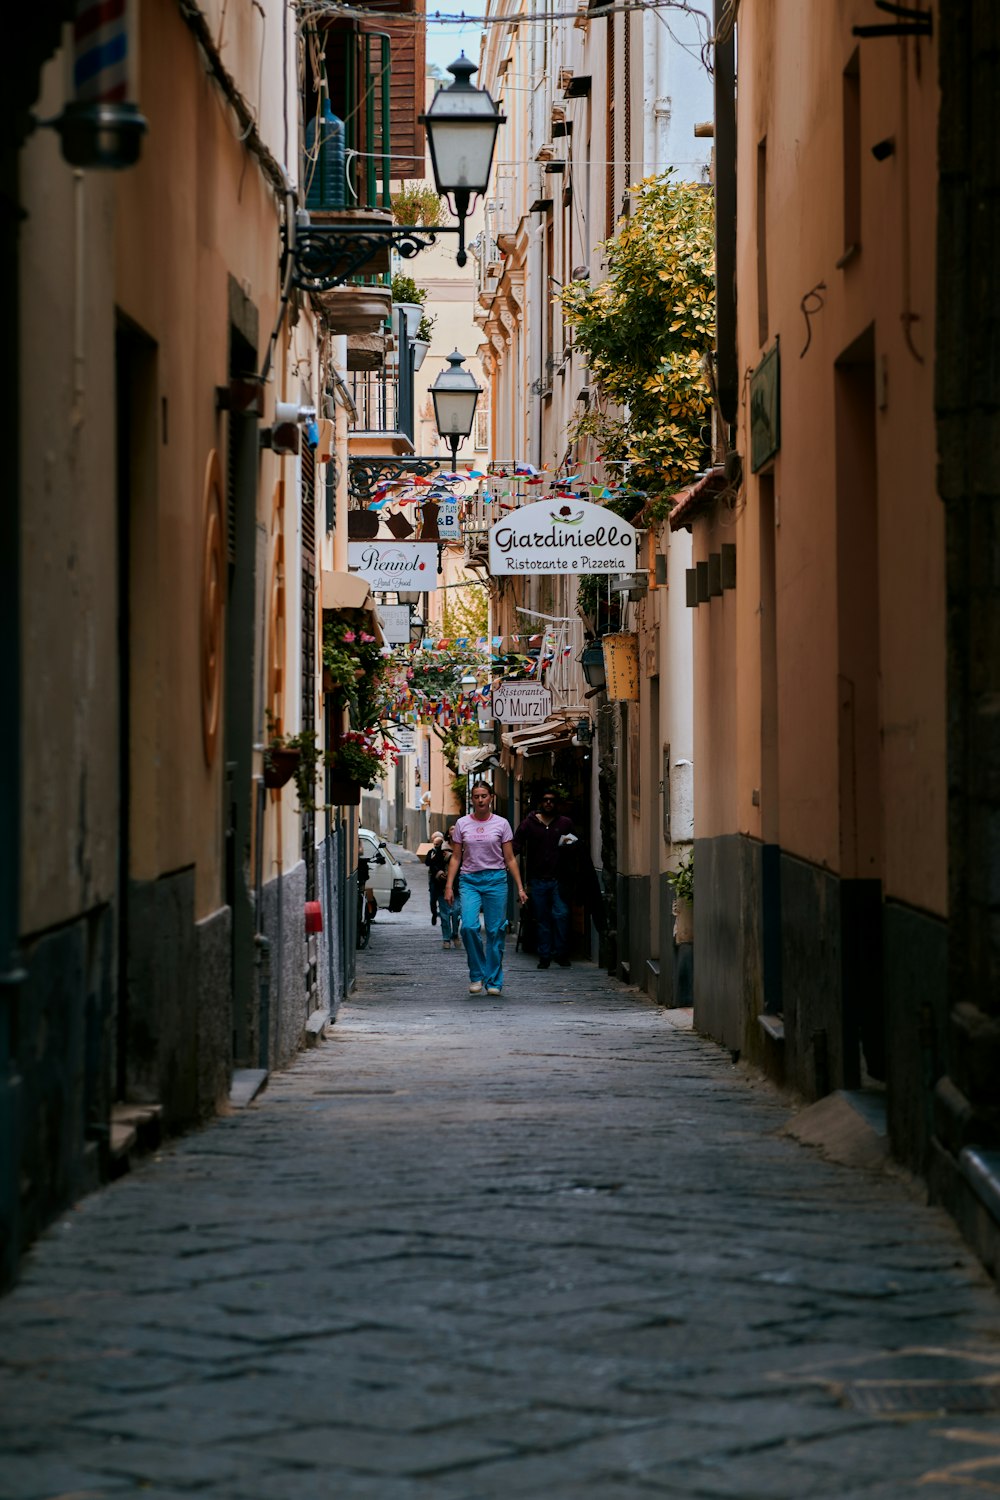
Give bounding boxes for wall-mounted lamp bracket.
[287,223,468,293]
[853,1,932,38]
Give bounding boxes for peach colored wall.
[114,0,293,915]
[695,0,944,916]
[20,61,119,935]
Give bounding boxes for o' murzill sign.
[491,683,552,723]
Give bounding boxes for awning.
[320,570,385,645]
[668,467,729,531]
[501,716,577,757]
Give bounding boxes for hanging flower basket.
[329,777,362,806]
[264,746,301,789]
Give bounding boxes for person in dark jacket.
[426,831,449,927]
[512,789,576,968]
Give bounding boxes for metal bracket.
[853,1,932,38]
[289,224,467,293]
[348,455,443,508]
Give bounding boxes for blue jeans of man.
[531,877,569,960]
[439,891,461,943]
[459,869,509,989]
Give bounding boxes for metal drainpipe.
[713,0,738,428]
[0,142,26,1289]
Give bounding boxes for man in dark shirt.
[426,831,449,925]
[512,790,575,968]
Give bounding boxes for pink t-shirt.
[453,813,514,874]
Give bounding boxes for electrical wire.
[295,0,714,30]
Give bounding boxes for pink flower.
[343,630,357,643]
[360,632,375,643]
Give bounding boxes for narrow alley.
[1,859,998,1500]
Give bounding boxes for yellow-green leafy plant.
[558,173,715,508]
[391,182,444,228]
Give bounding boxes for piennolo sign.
[348,542,437,591]
[491,683,552,723]
[488,498,638,575]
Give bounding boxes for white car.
[358,828,411,914]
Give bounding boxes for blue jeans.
[531,877,569,960]
[440,892,461,943]
[459,870,509,988]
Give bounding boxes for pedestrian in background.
[445,782,528,996]
[513,788,576,969]
[426,830,448,927]
[435,831,462,950]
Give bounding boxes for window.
[841,49,861,263]
[474,398,490,452]
[756,137,768,347]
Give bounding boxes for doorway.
[114,317,157,1101]
[835,326,885,1084]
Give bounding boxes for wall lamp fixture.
[289,55,505,293]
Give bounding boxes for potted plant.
[390,273,427,339]
[666,850,694,945]
[412,308,436,371]
[327,731,394,804]
[264,718,322,812]
[390,182,444,228]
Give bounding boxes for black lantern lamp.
[32,101,147,169]
[580,642,607,692]
[430,349,482,468]
[419,54,505,268]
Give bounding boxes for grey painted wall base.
[884,898,947,1172]
[657,873,676,1008]
[195,906,232,1119]
[317,828,344,1021]
[258,861,308,1070]
[12,904,114,1259]
[693,835,764,1056]
[127,870,199,1130]
[928,1137,1000,1282]
[778,851,845,1096]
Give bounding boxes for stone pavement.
[2,858,999,1500]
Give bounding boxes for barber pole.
[74,0,130,103]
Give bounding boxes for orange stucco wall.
[113,0,288,916]
[695,0,945,918]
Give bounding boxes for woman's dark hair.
[470,780,494,796]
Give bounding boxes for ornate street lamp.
[420,54,506,268]
[430,349,482,468]
[580,642,607,692]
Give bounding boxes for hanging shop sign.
[437,500,461,539]
[376,604,412,645]
[488,498,638,575]
[391,723,417,755]
[491,682,553,723]
[349,542,437,591]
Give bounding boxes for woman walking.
[445,782,528,995]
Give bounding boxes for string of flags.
[365,459,645,513]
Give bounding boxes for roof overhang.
[321,570,385,645]
[667,467,729,531]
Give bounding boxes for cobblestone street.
[2,856,999,1499]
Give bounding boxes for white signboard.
[437,500,461,540]
[349,542,437,591]
[488,498,638,575]
[377,604,411,645]
[390,724,417,755]
[491,682,553,723]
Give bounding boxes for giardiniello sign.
[488,499,638,575]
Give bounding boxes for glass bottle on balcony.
[305,95,346,212]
